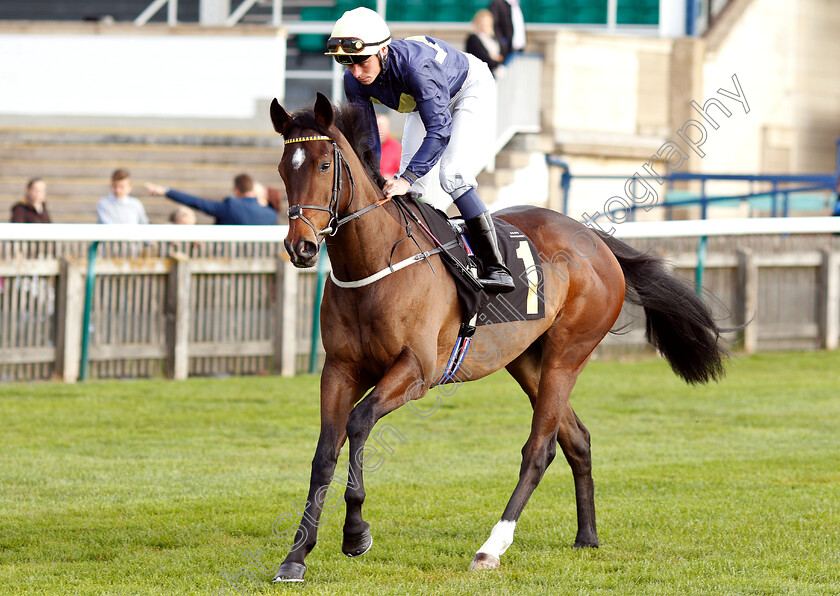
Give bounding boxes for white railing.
[493,53,543,157]
[609,216,840,239]
[6,216,840,244]
[0,224,288,242]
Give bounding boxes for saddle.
[396,195,546,328]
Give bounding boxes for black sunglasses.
[333,53,371,66]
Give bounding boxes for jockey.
[326,7,515,294]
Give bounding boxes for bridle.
[284,134,391,240]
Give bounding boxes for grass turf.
[0,351,839,595]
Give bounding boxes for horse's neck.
[326,186,409,282]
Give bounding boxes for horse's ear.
[313,92,335,129]
[270,98,291,135]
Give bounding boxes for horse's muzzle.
[285,238,319,268]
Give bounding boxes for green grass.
[1,351,839,595]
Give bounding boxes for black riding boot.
[465,212,515,293]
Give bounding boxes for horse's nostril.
[296,240,318,259]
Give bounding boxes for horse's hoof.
[573,539,599,548]
[469,552,500,571]
[272,561,306,582]
[342,527,372,557]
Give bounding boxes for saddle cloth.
[401,196,546,327]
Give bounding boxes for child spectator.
[97,169,149,224]
[169,205,197,225]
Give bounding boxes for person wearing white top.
[96,168,149,224]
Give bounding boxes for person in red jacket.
[376,113,402,179]
[10,178,51,223]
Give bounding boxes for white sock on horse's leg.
[476,520,516,558]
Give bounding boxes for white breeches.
[399,54,497,210]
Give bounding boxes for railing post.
[737,248,758,354]
[695,235,707,298]
[309,251,328,374]
[275,256,298,376]
[78,241,99,381]
[820,249,840,350]
[166,253,191,380]
[55,258,85,382]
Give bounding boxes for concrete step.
[494,150,533,170]
[477,169,516,188]
[0,160,283,185]
[0,177,242,199]
[0,143,283,166]
[0,127,281,148]
[503,132,555,154]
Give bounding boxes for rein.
[285,134,392,239]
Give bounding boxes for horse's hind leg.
[508,348,598,548]
[470,347,597,570]
[558,406,597,547]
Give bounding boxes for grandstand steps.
[478,168,517,189]
[0,128,287,224]
[0,143,283,166]
[0,160,281,184]
[0,126,544,224]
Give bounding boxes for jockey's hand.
[383,176,411,198]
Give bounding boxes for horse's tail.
[597,231,727,384]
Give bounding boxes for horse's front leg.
[342,347,427,557]
[273,359,366,583]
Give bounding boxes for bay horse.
[270,93,726,582]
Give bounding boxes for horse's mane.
[287,102,387,189]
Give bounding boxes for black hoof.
[272,561,306,582]
[342,526,372,557]
[573,539,599,548]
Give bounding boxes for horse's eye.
[319,161,331,173]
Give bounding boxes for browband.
[284,135,332,145]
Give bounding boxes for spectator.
[97,168,149,224]
[145,173,277,225]
[376,114,402,179]
[169,206,196,225]
[253,181,285,212]
[465,9,505,77]
[489,0,526,61]
[10,178,51,223]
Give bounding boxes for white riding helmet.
[325,7,391,64]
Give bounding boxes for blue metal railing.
[543,159,839,222]
[545,139,840,297]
